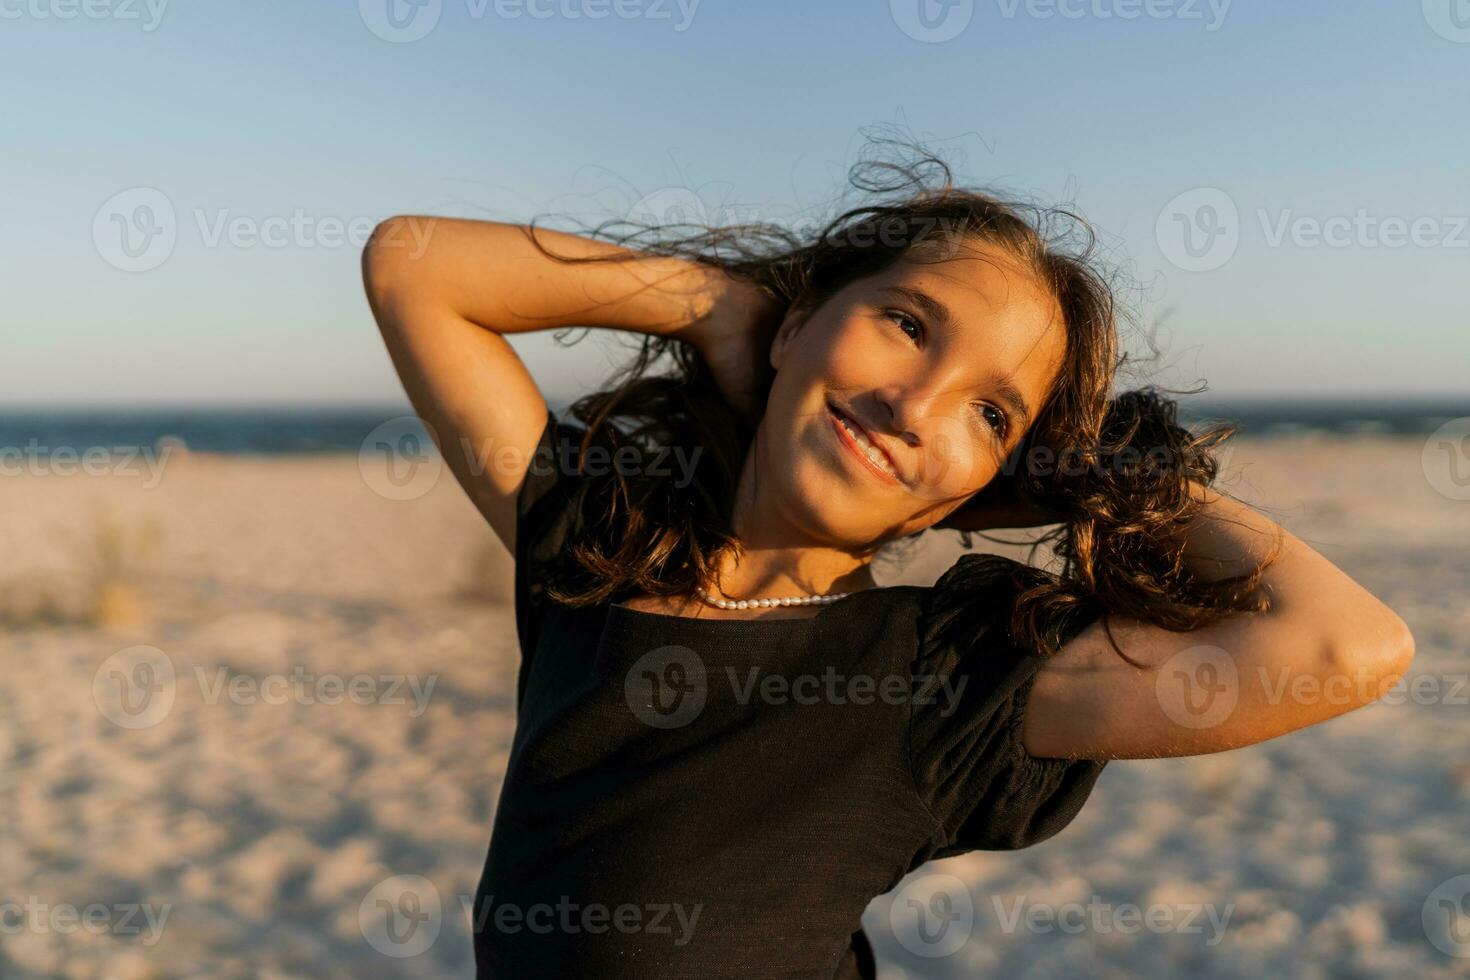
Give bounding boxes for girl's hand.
[683,266,786,422]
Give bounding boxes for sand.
[1,433,1467,978]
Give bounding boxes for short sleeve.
[909,553,1107,857]
[512,408,588,662]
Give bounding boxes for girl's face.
[762,241,1068,548]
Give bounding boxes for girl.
[361,149,1414,978]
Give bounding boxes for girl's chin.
[787,479,901,535]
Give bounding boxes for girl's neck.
[703,547,881,603]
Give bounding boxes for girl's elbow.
[1382,614,1417,683]
[1328,609,1416,705]
[362,217,411,302]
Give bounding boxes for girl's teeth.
[838,414,895,475]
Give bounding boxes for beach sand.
[1,434,1467,978]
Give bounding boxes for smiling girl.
[361,145,1414,979]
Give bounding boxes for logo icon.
[1423,417,1470,501]
[1156,187,1240,272]
[359,416,442,501]
[625,645,707,729]
[1155,644,1238,730]
[93,645,176,729]
[94,187,177,272]
[890,0,974,43]
[889,872,974,958]
[359,874,442,957]
[1423,0,1470,42]
[627,186,713,230]
[360,0,442,43]
[905,414,995,503]
[1424,874,1470,957]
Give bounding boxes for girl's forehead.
[870,251,1065,346]
[890,246,1052,311]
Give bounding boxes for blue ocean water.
[0,397,1463,456]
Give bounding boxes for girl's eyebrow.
[880,284,1034,431]
[881,285,953,331]
[991,374,1034,432]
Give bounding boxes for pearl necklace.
[694,586,853,610]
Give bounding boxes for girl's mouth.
[827,402,902,485]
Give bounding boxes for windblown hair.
[524,135,1280,666]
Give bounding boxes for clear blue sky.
[4,0,1465,406]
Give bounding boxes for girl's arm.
[1022,483,1416,760]
[360,216,761,553]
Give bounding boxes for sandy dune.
[1,433,1467,978]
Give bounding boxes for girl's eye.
[886,309,922,343]
[977,404,1008,438]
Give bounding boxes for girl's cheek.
[822,321,878,377]
[907,424,992,503]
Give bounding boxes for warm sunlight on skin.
[746,241,1068,556]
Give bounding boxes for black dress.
[472,410,1109,979]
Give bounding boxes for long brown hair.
[523,136,1280,665]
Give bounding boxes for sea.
[0,397,1463,456]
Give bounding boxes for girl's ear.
[768,300,812,373]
